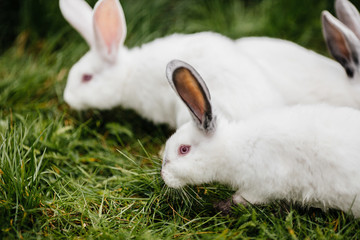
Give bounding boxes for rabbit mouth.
[161,169,184,189]
[64,90,84,110]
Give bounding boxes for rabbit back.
[225,105,360,216]
[119,32,284,127]
[236,37,360,107]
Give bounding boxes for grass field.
[1,0,360,239]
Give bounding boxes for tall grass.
[1,0,360,238]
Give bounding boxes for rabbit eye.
[82,74,93,82]
[178,145,191,155]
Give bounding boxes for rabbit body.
[236,37,360,107]
[64,32,284,128]
[219,105,360,216]
[164,104,360,217]
[66,31,360,128]
[162,60,360,217]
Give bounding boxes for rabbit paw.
[213,198,233,215]
[214,194,249,215]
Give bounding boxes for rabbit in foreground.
[161,60,360,217]
[61,0,360,129]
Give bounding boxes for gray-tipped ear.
[335,0,360,40]
[322,10,360,78]
[166,60,215,133]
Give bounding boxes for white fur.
[62,0,360,129]
[63,31,283,128]
[236,37,360,106]
[162,62,360,217]
[163,105,360,217]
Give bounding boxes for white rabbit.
[60,0,284,128]
[61,0,360,129]
[161,60,360,217]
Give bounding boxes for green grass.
[1,0,360,239]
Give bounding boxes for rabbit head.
[161,60,228,189]
[60,0,127,110]
[322,0,360,79]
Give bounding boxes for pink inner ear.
[94,0,124,55]
[324,15,351,60]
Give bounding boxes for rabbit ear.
[335,0,360,40]
[166,60,215,133]
[59,0,95,47]
[322,10,360,78]
[93,0,127,63]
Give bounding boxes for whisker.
[185,186,203,206]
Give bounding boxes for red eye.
[178,145,191,155]
[82,74,93,82]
